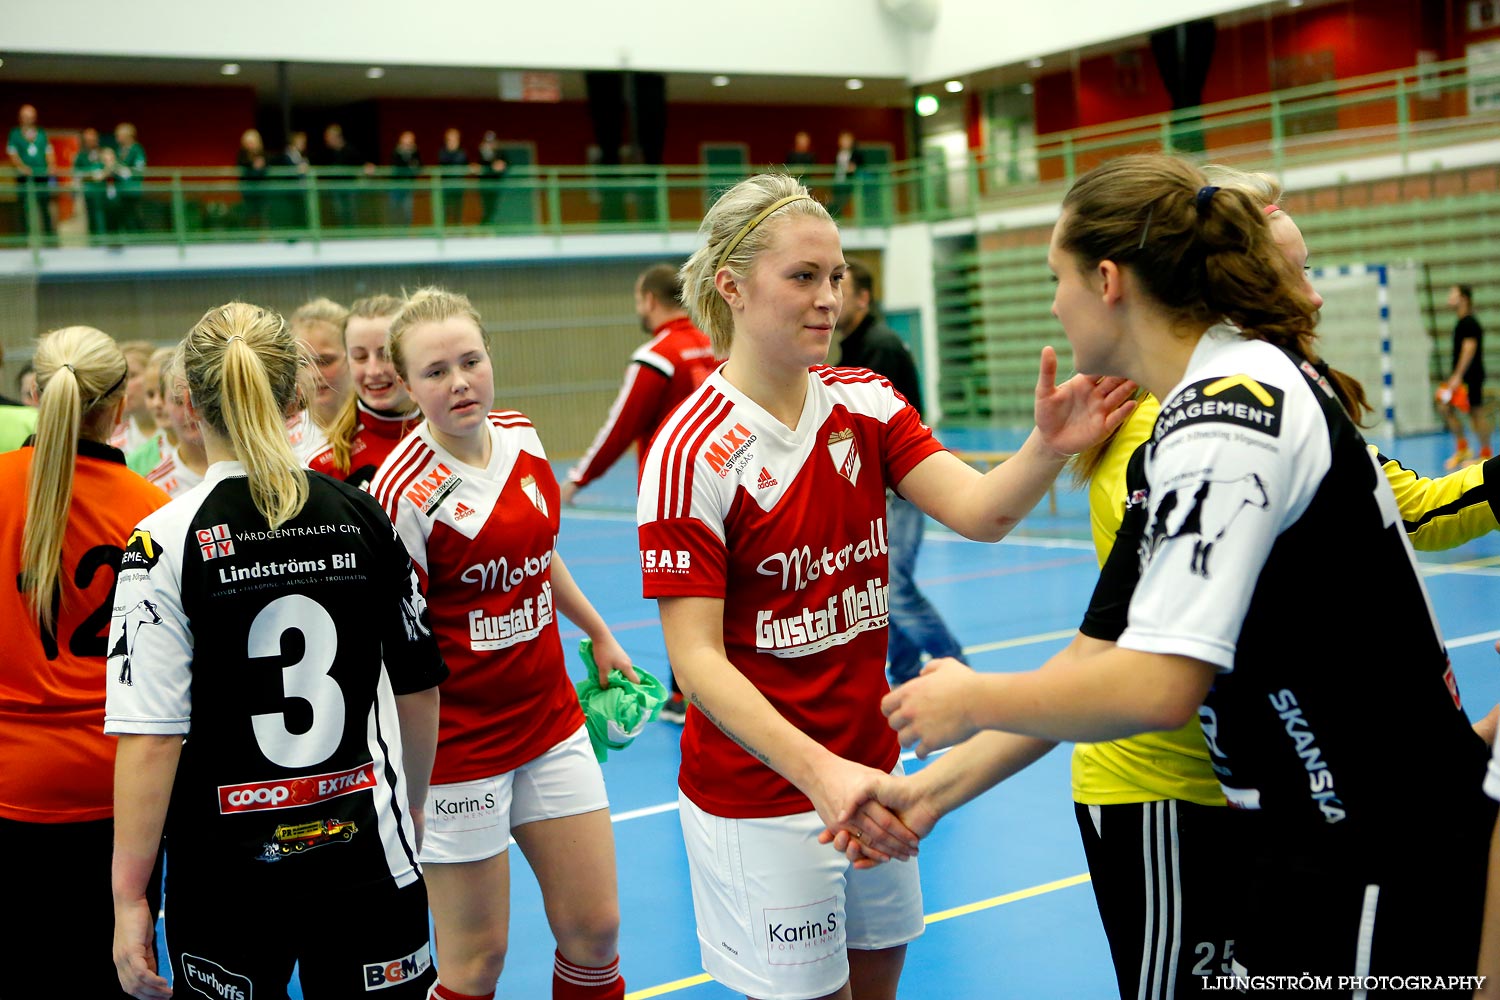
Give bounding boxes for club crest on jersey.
[1142,472,1270,578]
[108,598,163,687]
[520,474,549,517]
[1298,359,1337,399]
[196,523,235,561]
[827,429,861,486]
[1153,375,1284,447]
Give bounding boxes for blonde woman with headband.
[107,302,446,1000]
[0,326,168,999]
[370,287,637,1000]
[636,173,1134,1000]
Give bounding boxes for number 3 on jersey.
[249,595,345,768]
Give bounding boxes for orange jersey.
[0,441,168,822]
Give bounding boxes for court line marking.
[620,872,1093,998]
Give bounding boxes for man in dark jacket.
[835,260,967,685]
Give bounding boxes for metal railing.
[5,54,1500,253]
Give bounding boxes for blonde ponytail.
[21,326,128,631]
[184,303,308,528]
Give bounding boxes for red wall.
[1034,0,1449,136]
[0,83,258,166]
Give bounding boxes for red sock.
[553,950,624,1000]
[430,983,495,1000]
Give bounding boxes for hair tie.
[717,194,812,271]
[61,363,77,375]
[1195,185,1219,217]
[84,367,128,410]
[226,334,245,345]
[1262,203,1282,216]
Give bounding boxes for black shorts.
[165,868,436,998]
[1074,799,1247,999]
[1234,848,1487,987]
[0,815,162,1000]
[1466,373,1485,409]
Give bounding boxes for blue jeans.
[885,493,966,684]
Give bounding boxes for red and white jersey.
[568,316,717,488]
[285,409,328,463]
[371,410,583,785]
[638,366,944,818]
[145,443,206,499]
[305,401,420,490]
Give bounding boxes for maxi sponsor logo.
[405,463,464,517]
[756,518,887,592]
[218,761,378,814]
[704,422,757,479]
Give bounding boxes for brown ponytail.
[1060,154,1370,422]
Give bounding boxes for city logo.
[756,467,778,490]
[197,523,235,561]
[520,474,549,517]
[827,428,861,487]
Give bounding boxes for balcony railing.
[4,53,1499,254]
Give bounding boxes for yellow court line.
[623,872,1092,998]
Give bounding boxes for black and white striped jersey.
[1112,327,1490,868]
[105,462,447,889]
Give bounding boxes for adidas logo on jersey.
[756,467,778,489]
[453,502,476,521]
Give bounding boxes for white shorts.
[419,725,608,865]
[678,771,924,1000]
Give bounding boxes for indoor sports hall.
[5,1,1500,997]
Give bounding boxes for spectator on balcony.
[784,130,816,177]
[272,130,311,230]
[830,129,864,219]
[437,128,468,227]
[112,123,146,233]
[320,124,373,228]
[476,131,508,226]
[236,129,270,230]
[72,127,108,239]
[389,131,421,227]
[7,104,55,237]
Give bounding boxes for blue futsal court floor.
[156,428,1500,999]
